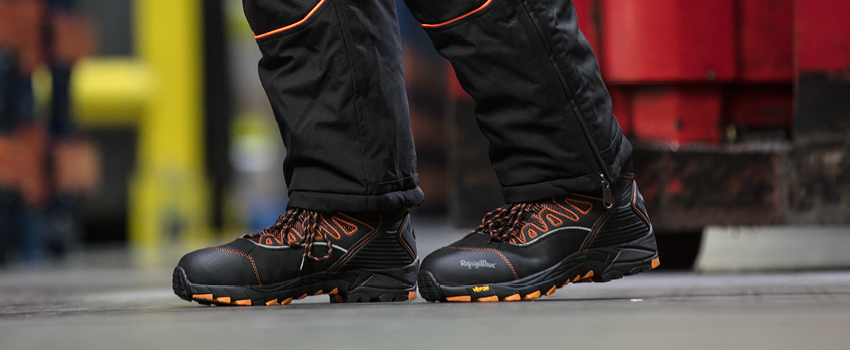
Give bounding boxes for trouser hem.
[288,186,425,213]
[501,143,631,203]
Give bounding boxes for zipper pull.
[601,174,613,209]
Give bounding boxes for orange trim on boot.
[420,0,493,28]
[253,0,328,39]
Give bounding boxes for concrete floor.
[2,218,850,350]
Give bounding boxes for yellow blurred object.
[70,58,154,127]
[32,65,52,121]
[129,0,212,250]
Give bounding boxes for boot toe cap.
[177,247,261,286]
[420,246,518,285]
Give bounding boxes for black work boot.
[418,172,659,302]
[173,209,419,306]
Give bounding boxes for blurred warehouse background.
[0,0,848,269]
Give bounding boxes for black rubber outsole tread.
[172,261,419,306]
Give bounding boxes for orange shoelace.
[245,208,333,269]
[471,203,541,243]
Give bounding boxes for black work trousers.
[243,0,631,212]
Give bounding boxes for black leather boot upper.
[420,174,651,286]
[177,208,417,287]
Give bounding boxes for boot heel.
[597,230,659,281]
[333,260,419,303]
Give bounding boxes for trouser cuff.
[502,141,632,203]
[288,186,425,213]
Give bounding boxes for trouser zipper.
[601,174,613,209]
[516,0,614,207]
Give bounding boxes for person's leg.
[405,0,627,198]
[247,0,422,212]
[404,0,659,302]
[172,0,421,306]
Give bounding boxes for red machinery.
[576,0,796,143]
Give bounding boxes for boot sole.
[173,260,419,306]
[417,231,659,302]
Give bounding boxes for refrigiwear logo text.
[460,260,497,269]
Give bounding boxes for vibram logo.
[472,285,490,293]
[460,259,497,269]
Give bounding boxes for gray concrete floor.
[2,218,850,350]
